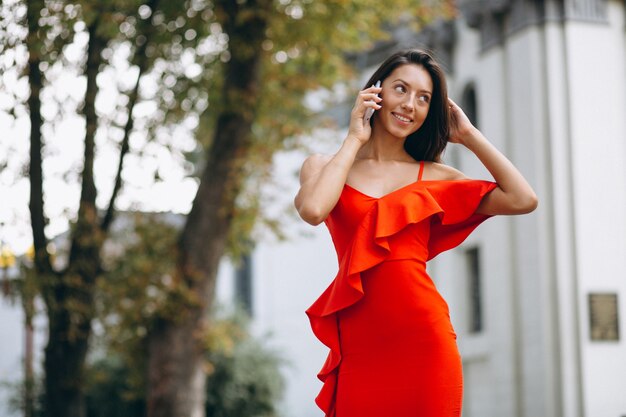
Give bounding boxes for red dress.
[306,161,497,417]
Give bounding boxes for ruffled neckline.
[343,178,486,200]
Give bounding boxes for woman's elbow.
[294,201,326,226]
[515,192,539,214]
[299,208,326,225]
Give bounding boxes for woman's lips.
[392,112,413,124]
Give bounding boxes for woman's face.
[376,64,433,139]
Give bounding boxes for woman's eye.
[394,85,406,93]
[418,95,430,103]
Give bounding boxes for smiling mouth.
[392,112,413,123]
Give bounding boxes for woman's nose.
[401,100,414,111]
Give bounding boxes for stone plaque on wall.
[588,293,619,341]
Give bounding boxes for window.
[445,83,478,169]
[461,83,478,128]
[465,246,483,333]
[234,253,253,316]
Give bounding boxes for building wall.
[567,3,626,416]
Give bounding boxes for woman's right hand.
[347,84,382,145]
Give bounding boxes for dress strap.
[417,160,425,181]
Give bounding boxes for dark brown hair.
[363,49,449,162]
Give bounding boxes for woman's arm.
[294,84,382,225]
[294,139,361,225]
[448,98,538,215]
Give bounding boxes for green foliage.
[92,215,284,416]
[0,377,44,417]
[99,213,182,325]
[97,213,182,396]
[204,312,285,417]
[84,356,145,417]
[83,311,284,417]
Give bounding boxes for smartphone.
[363,80,381,122]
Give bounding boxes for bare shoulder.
[299,153,333,184]
[426,161,469,180]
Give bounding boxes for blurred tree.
[84,310,283,417]
[95,213,182,413]
[97,213,285,417]
[204,314,284,417]
[84,356,146,417]
[3,0,217,415]
[90,211,283,416]
[2,0,454,416]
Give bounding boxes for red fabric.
[306,178,497,417]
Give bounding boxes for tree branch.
[101,0,160,233]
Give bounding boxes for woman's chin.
[387,125,419,140]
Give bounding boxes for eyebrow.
[391,78,432,94]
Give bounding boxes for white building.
[218,1,626,416]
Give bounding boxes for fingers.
[365,84,382,93]
[360,84,382,102]
[357,90,382,112]
[363,99,382,110]
[360,91,382,103]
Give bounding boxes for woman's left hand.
[446,98,538,215]
[448,98,477,145]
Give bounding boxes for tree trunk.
[146,1,272,416]
[42,19,104,417]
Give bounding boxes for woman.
[294,49,537,417]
